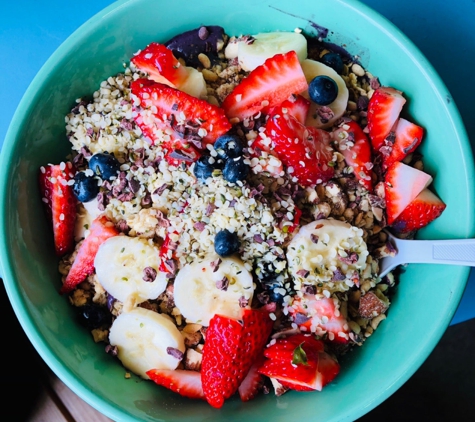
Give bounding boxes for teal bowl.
[1,0,474,421]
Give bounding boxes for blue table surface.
[1,0,474,325]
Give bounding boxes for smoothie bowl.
[1,0,474,421]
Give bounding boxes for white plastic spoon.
[378,231,475,278]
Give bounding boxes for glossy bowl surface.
[1,0,474,421]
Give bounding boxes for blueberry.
[214,133,244,160]
[89,152,120,181]
[308,75,338,106]
[264,282,285,305]
[321,52,344,74]
[214,229,240,257]
[193,155,219,182]
[222,157,249,183]
[78,304,111,329]
[73,171,100,202]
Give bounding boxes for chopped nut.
[359,291,389,318]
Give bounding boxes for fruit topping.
[131,79,231,145]
[333,120,373,191]
[384,162,433,225]
[147,369,205,400]
[39,162,77,256]
[264,106,335,186]
[392,188,446,233]
[286,219,368,291]
[109,307,185,379]
[300,59,349,129]
[233,31,308,72]
[88,152,121,181]
[131,42,206,98]
[193,155,220,182]
[214,229,240,257]
[201,309,273,408]
[308,75,338,106]
[367,87,406,152]
[78,304,112,329]
[258,333,340,391]
[94,236,167,304]
[131,42,189,86]
[60,216,119,294]
[214,132,244,160]
[173,255,254,326]
[222,156,250,183]
[381,118,424,171]
[222,50,308,122]
[289,296,351,343]
[72,171,100,203]
[320,52,344,74]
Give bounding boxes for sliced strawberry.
[289,296,350,344]
[385,162,433,225]
[201,308,273,408]
[264,107,334,186]
[367,87,406,152]
[146,369,205,400]
[238,356,266,402]
[333,120,373,191]
[60,216,119,294]
[222,51,308,122]
[392,188,446,233]
[201,314,243,408]
[39,163,77,256]
[258,334,339,391]
[264,333,324,361]
[316,351,340,388]
[131,42,188,87]
[240,308,274,372]
[382,118,424,171]
[265,94,310,125]
[131,79,231,145]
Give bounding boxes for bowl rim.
[1,0,474,420]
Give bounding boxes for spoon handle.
[395,238,475,267]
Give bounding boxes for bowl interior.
[1,0,474,421]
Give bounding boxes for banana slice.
[287,219,368,290]
[300,59,349,129]
[109,307,185,379]
[237,32,308,72]
[180,66,207,99]
[94,236,167,304]
[173,255,254,325]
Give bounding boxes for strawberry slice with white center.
[258,333,340,391]
[147,369,205,400]
[367,87,406,152]
[131,42,188,87]
[238,356,266,402]
[131,78,231,146]
[289,296,350,344]
[264,94,310,125]
[60,216,119,294]
[222,50,308,122]
[385,161,433,225]
[201,308,273,408]
[333,120,373,191]
[382,118,424,171]
[392,188,446,233]
[39,163,77,256]
[264,106,334,186]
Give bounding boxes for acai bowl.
[1,0,474,421]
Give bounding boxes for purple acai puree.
[164,25,225,67]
